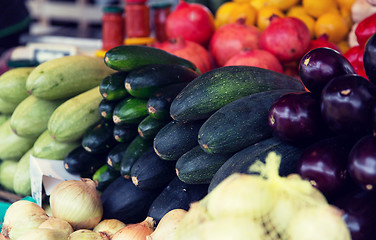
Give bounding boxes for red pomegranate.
[308,34,341,52]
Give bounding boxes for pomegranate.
[209,18,261,67]
[165,1,215,46]
[224,48,283,73]
[308,34,341,52]
[154,37,213,73]
[259,16,311,62]
[343,45,368,79]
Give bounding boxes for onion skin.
[68,229,109,240]
[38,217,73,238]
[146,209,187,240]
[93,219,126,239]
[17,228,69,240]
[112,217,154,240]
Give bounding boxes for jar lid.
[150,1,172,9]
[103,6,123,13]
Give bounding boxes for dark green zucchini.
[93,164,120,192]
[81,121,117,153]
[98,99,121,120]
[113,97,148,125]
[124,64,198,98]
[101,176,163,224]
[130,148,176,190]
[99,71,129,101]
[120,136,153,179]
[170,66,306,122]
[147,82,189,120]
[153,120,204,161]
[107,142,130,171]
[63,146,107,178]
[176,146,232,184]
[137,116,169,140]
[113,124,138,143]
[198,89,299,154]
[104,45,199,73]
[147,177,208,225]
[208,137,305,192]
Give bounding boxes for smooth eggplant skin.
[321,74,376,136]
[364,33,376,84]
[299,47,355,94]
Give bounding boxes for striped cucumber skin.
[113,98,149,125]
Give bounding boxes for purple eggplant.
[364,33,376,84]
[299,47,355,94]
[321,74,376,136]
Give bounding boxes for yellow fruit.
[292,14,316,38]
[215,2,257,29]
[340,7,353,28]
[257,6,285,31]
[336,0,356,10]
[233,0,251,2]
[250,0,269,11]
[302,0,339,18]
[286,5,308,17]
[314,12,349,43]
[337,40,350,53]
[266,0,300,11]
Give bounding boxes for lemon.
[215,2,257,29]
[337,40,350,53]
[314,12,349,43]
[286,5,308,17]
[302,0,339,18]
[266,0,300,11]
[257,6,285,31]
[336,0,356,10]
[293,14,316,38]
[250,0,269,11]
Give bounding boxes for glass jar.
[151,2,171,42]
[102,6,124,51]
[125,0,150,38]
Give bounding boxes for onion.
[1,200,49,240]
[146,209,187,240]
[17,228,68,240]
[38,216,73,238]
[50,178,103,230]
[112,217,154,240]
[69,229,109,240]
[93,219,126,239]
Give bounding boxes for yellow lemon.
[340,7,353,28]
[266,0,300,11]
[286,5,308,17]
[257,6,285,31]
[250,0,269,11]
[302,0,339,18]
[293,14,316,38]
[336,0,356,10]
[337,40,350,53]
[314,12,349,43]
[215,2,257,29]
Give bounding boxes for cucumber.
[0,160,18,192]
[93,164,120,192]
[33,130,81,160]
[147,82,189,120]
[120,136,153,179]
[176,146,232,184]
[130,148,176,190]
[208,137,305,192]
[113,124,138,143]
[0,115,10,127]
[107,142,131,171]
[13,148,33,196]
[104,45,199,73]
[124,64,198,98]
[48,86,102,142]
[0,97,18,114]
[113,97,149,125]
[153,120,204,161]
[10,95,64,138]
[137,116,169,140]
[198,89,298,154]
[26,55,115,100]
[81,121,117,153]
[98,99,121,120]
[99,71,129,101]
[170,66,306,121]
[0,67,33,104]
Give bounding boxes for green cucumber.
[113,124,138,143]
[0,160,18,192]
[81,121,117,153]
[98,99,121,120]
[26,55,115,100]
[0,67,33,104]
[48,86,102,142]
[137,116,169,140]
[153,120,204,161]
[198,89,298,154]
[104,45,199,73]
[13,148,33,196]
[0,115,10,127]
[99,71,129,101]
[113,97,148,125]
[208,137,305,192]
[0,97,18,114]
[107,142,131,171]
[10,95,64,138]
[124,64,198,98]
[92,164,120,192]
[120,136,153,179]
[33,130,80,160]
[170,66,306,121]
[176,146,232,184]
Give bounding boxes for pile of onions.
[38,217,73,238]
[94,219,126,239]
[49,178,103,230]
[112,217,154,240]
[146,209,187,240]
[68,229,109,240]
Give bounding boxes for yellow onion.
[17,228,68,240]
[112,217,154,240]
[50,178,103,230]
[93,219,126,239]
[68,229,109,240]
[146,209,187,240]
[1,200,49,239]
[38,216,73,238]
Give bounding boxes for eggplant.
[364,32,376,84]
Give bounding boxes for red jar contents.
[151,2,171,42]
[102,6,124,51]
[125,0,150,38]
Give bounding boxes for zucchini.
[10,95,64,138]
[137,116,169,140]
[198,89,298,154]
[33,130,80,160]
[113,124,138,143]
[153,120,204,161]
[170,66,306,121]
[176,146,232,184]
[208,137,305,192]
[13,148,33,196]
[0,160,18,192]
[48,86,102,142]
[99,71,129,101]
[0,115,10,127]
[81,121,117,153]
[147,82,189,120]
[93,164,120,192]
[26,55,115,100]
[107,142,130,171]
[0,97,18,114]
[124,64,198,98]
[130,148,176,190]
[113,97,148,125]
[120,136,153,179]
[104,45,199,73]
[98,99,121,120]
[0,67,33,104]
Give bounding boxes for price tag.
[28,43,78,63]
